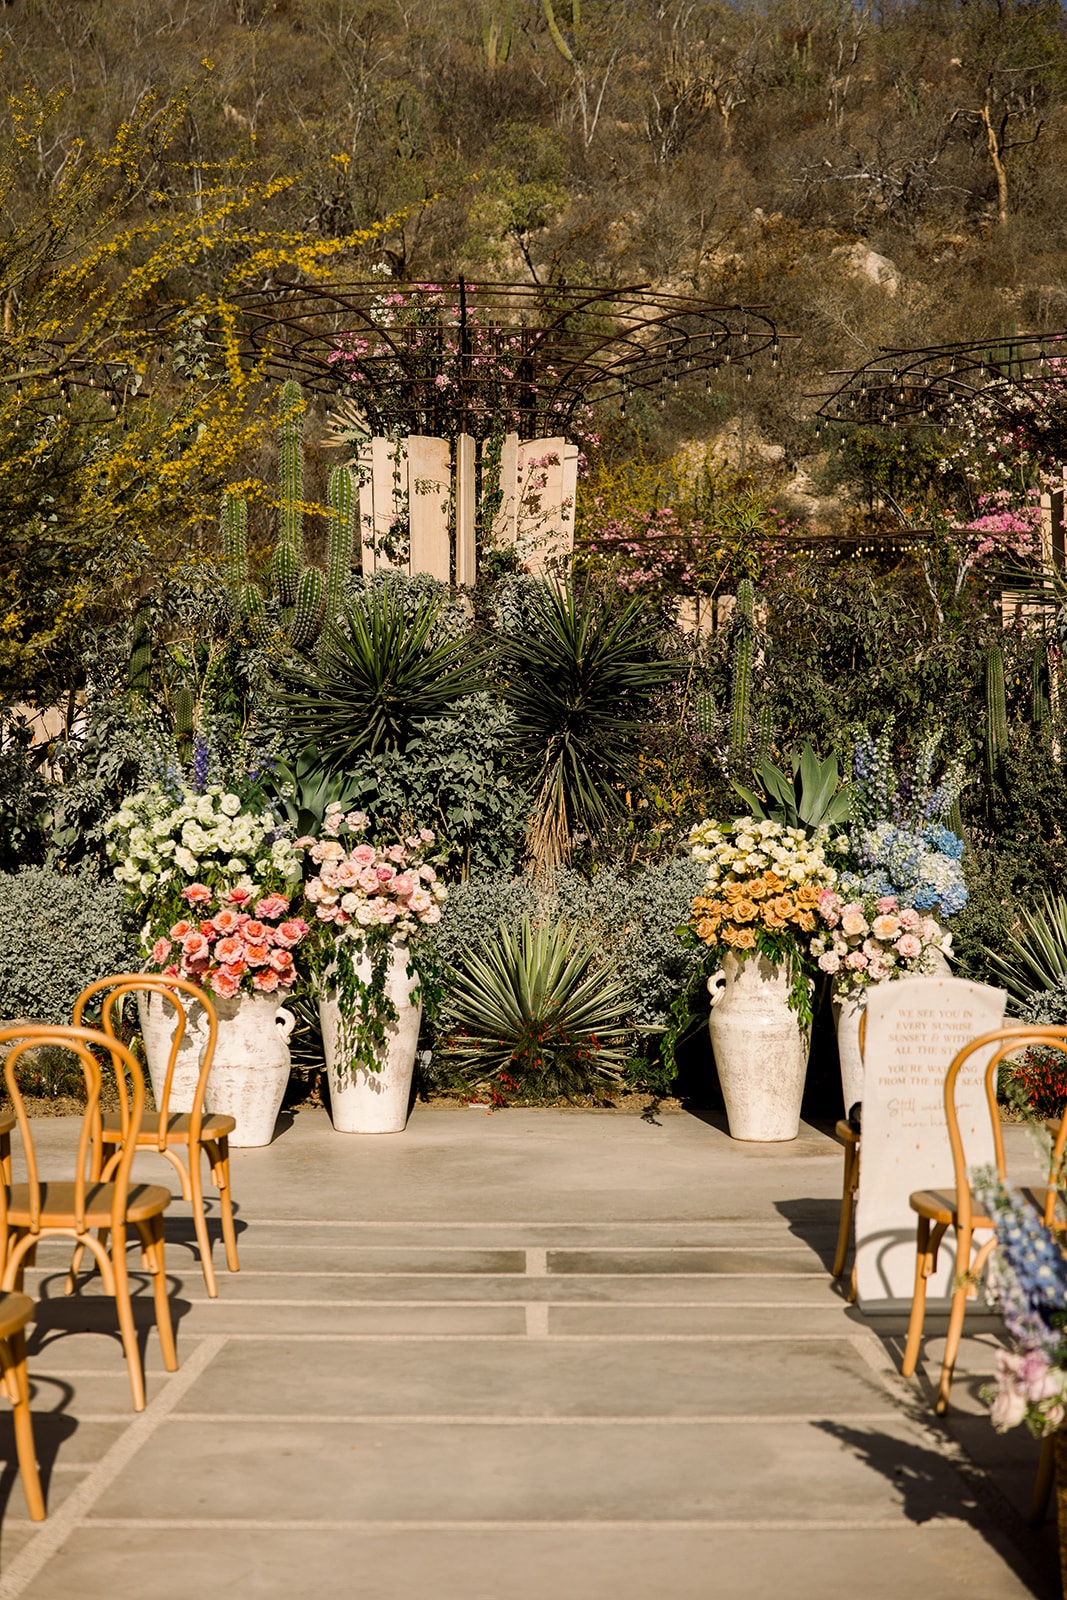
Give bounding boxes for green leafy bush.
[0,868,137,1025]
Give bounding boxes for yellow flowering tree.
[0,84,415,706]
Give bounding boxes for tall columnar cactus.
[755,705,774,768]
[985,643,1008,784]
[1031,643,1052,732]
[127,602,152,696]
[729,578,755,765]
[223,382,351,654]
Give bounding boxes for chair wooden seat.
[909,1187,995,1229]
[98,1111,237,1145]
[5,1181,172,1229]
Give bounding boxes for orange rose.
[769,895,796,919]
[795,885,822,909]
[761,910,787,931]
[731,898,758,922]
[722,882,747,904]
[729,926,757,949]
[762,871,785,894]
[794,909,816,931]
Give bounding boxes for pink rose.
[386,845,407,865]
[273,918,309,948]
[875,896,899,914]
[419,828,434,843]
[372,899,399,924]
[162,963,181,980]
[351,844,376,866]
[871,914,900,939]
[182,883,212,906]
[358,869,380,893]
[242,941,270,967]
[268,949,294,976]
[335,862,361,887]
[242,920,267,942]
[169,919,194,940]
[419,904,442,925]
[253,969,280,992]
[151,937,172,965]
[898,908,921,930]
[293,835,317,850]
[212,908,242,935]
[392,874,415,897]
[895,933,922,960]
[225,887,253,908]
[418,865,437,883]
[199,920,218,940]
[409,887,433,913]
[345,811,368,830]
[181,931,210,960]
[255,894,290,920]
[210,968,240,998]
[845,951,869,970]
[215,935,243,964]
[376,865,395,883]
[817,951,841,974]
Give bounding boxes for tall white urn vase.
[708,952,810,1142]
[202,993,296,1147]
[137,990,210,1114]
[833,992,866,1118]
[319,941,423,1134]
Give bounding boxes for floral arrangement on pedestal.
[687,816,838,1020]
[105,783,311,996]
[813,890,952,998]
[295,803,448,1075]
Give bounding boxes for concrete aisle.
[0,1108,1057,1600]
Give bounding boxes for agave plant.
[497,582,675,869]
[280,584,487,767]
[988,893,1067,1005]
[441,917,634,1101]
[731,743,851,834]
[261,744,363,836]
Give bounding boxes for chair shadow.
[25,1270,195,1382]
[0,1375,78,1520]
[774,1196,845,1273]
[815,1418,1059,1599]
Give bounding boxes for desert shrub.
[0,867,137,1026]
[997,980,1067,1117]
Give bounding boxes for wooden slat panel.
[407,435,452,582]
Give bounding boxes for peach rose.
[255,894,289,920]
[182,884,212,905]
[210,968,240,998]
[151,937,172,965]
[253,969,280,992]
[242,941,270,967]
[212,909,242,935]
[215,936,243,964]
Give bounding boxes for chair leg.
[136,1217,177,1374]
[0,1129,10,1186]
[215,1139,240,1275]
[3,1331,44,1522]
[1031,1435,1056,1525]
[902,1216,935,1378]
[109,1224,146,1412]
[936,1229,973,1416]
[832,1142,858,1278]
[188,1145,218,1299]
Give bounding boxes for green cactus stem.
[729,578,755,765]
[127,602,152,696]
[290,567,325,652]
[1031,643,1051,731]
[985,643,1008,784]
[319,465,355,665]
[273,380,304,607]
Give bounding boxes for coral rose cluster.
[148,884,310,1000]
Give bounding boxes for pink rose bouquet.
[295,805,447,944]
[811,890,950,997]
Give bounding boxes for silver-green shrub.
[0,868,137,1025]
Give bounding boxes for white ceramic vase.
[319,941,423,1134]
[137,990,209,1114]
[202,993,296,1147]
[708,951,810,1142]
[833,991,865,1117]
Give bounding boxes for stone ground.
[0,1106,1058,1600]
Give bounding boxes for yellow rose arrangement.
[685,819,838,1017]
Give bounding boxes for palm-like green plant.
[280,585,486,768]
[441,917,634,1100]
[988,893,1067,1005]
[498,583,674,869]
[731,743,851,834]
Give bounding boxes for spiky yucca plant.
[989,894,1067,1006]
[498,583,674,870]
[442,918,634,1101]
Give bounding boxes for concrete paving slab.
[91,1414,978,1524]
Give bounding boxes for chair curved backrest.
[73,974,218,1152]
[0,1024,145,1237]
[943,1025,1067,1234]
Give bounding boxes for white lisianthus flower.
[220,793,242,817]
[174,847,198,873]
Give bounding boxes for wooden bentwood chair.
[72,975,239,1299]
[0,1024,176,1412]
[900,1025,1067,1415]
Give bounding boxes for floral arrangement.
[150,885,310,999]
[687,817,837,1019]
[840,729,968,919]
[973,1170,1067,1435]
[106,784,302,908]
[295,804,448,1074]
[812,890,951,996]
[106,782,310,999]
